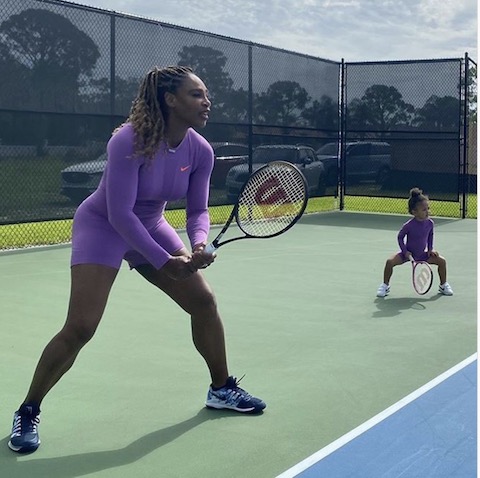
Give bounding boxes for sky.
[75,0,477,62]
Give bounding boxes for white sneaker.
[376,283,390,297]
[439,282,453,296]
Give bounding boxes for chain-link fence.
[0,0,476,249]
[339,58,469,217]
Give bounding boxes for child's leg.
[383,253,405,284]
[428,255,447,284]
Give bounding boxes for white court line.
[276,353,478,478]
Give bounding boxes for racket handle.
[204,243,217,254]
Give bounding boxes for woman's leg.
[23,264,118,406]
[135,253,228,388]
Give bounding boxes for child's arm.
[397,223,409,255]
[427,221,437,256]
[427,222,434,252]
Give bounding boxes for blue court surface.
[277,355,477,478]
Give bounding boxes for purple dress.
[397,217,434,262]
[71,123,213,270]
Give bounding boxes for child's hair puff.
[408,187,428,213]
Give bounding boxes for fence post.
[248,44,253,175]
[339,58,346,211]
[110,13,116,130]
[461,52,469,219]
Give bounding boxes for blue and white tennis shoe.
[8,404,41,453]
[206,376,266,413]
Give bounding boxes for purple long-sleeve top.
[84,123,213,269]
[397,217,434,259]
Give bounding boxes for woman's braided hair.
[123,65,194,159]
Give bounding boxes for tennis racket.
[204,161,308,253]
[410,257,433,295]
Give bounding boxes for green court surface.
[0,212,476,478]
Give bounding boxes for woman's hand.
[161,245,215,280]
[190,243,216,270]
[162,256,198,280]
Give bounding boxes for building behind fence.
[0,0,477,249]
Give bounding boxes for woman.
[9,66,265,454]
[376,187,453,297]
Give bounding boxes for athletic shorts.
[70,203,185,270]
[399,251,429,262]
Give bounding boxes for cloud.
[83,0,478,61]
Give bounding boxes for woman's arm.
[185,143,214,249]
[105,127,172,270]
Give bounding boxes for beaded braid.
[408,187,428,213]
[123,65,194,159]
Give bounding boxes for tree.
[347,84,414,131]
[413,95,460,131]
[83,76,140,114]
[254,81,310,126]
[0,8,100,112]
[219,87,249,123]
[177,45,234,120]
[302,95,338,130]
[467,62,477,123]
[0,41,30,108]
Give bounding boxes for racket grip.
[204,243,217,254]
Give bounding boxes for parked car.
[210,142,249,188]
[61,153,107,205]
[60,142,250,205]
[225,144,326,203]
[316,141,391,185]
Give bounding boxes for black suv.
[316,141,391,186]
[225,144,326,203]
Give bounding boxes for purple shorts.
[399,251,429,262]
[71,204,185,270]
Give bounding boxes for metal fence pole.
[248,44,253,174]
[339,58,346,211]
[461,53,470,219]
[110,13,116,129]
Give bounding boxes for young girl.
[376,187,453,297]
[8,66,265,454]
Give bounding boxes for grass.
[0,195,476,250]
[0,156,75,216]
[343,195,478,219]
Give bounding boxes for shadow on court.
[372,294,443,318]
[299,211,459,231]
[0,408,261,478]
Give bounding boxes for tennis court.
[0,211,476,477]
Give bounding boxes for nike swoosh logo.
[180,166,191,172]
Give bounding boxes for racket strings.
[413,262,433,294]
[237,163,307,237]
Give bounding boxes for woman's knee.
[60,321,98,348]
[189,286,218,317]
[169,272,218,315]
